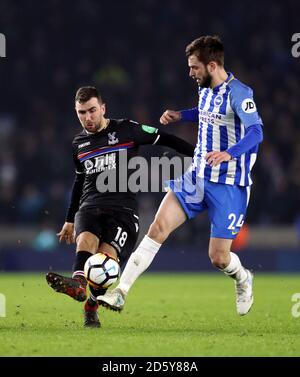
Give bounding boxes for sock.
[72,250,92,281]
[117,235,161,295]
[85,298,98,311]
[89,286,107,301]
[222,252,247,283]
[85,286,106,309]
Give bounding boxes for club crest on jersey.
[214,95,223,107]
[108,132,119,145]
[242,98,257,113]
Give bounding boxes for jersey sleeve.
[129,120,194,156]
[72,142,85,174]
[65,143,85,222]
[65,173,85,222]
[226,123,263,159]
[180,107,199,122]
[129,120,160,146]
[229,82,263,128]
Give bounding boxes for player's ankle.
[85,298,98,311]
[74,275,87,287]
[115,286,127,297]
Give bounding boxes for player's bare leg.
[46,231,99,302]
[97,191,187,311]
[209,237,253,315]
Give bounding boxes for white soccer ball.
[84,253,120,289]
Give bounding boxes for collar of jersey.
[212,72,234,92]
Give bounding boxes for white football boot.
[235,269,254,316]
[97,288,126,312]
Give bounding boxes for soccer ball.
[84,253,120,289]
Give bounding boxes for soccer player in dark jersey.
[46,86,194,328]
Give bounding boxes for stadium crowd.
[0,0,299,247]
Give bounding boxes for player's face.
[188,55,212,88]
[75,97,106,133]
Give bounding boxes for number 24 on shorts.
[227,213,244,232]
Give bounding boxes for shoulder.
[228,77,254,100]
[113,119,156,134]
[72,130,88,145]
[228,77,261,119]
[117,119,155,133]
[110,118,139,127]
[72,130,87,148]
[125,119,159,134]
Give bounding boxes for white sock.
[117,235,161,295]
[222,252,247,283]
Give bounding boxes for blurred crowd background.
[0,0,299,250]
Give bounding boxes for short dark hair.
[185,35,224,66]
[75,86,103,104]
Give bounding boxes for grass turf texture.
[0,272,299,356]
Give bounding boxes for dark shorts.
[74,207,139,265]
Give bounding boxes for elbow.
[250,123,263,144]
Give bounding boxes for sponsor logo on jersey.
[84,153,116,174]
[84,159,94,171]
[108,132,119,145]
[78,141,91,149]
[142,125,158,134]
[198,109,223,124]
[241,98,257,113]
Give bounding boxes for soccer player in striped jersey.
[97,35,263,316]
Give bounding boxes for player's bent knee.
[98,242,118,261]
[209,252,228,269]
[76,231,98,252]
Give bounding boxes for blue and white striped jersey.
[192,72,263,186]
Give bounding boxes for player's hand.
[160,110,181,125]
[57,222,75,245]
[205,151,232,167]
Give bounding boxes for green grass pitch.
[0,272,299,356]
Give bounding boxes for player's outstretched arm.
[160,107,199,125]
[160,110,181,125]
[156,131,194,157]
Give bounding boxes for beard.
[199,70,212,88]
